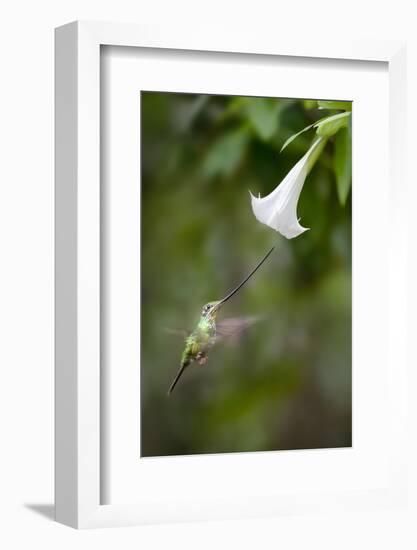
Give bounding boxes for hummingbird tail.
[167,362,189,396]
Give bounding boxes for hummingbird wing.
[215,315,264,343]
[163,327,189,339]
[163,316,263,342]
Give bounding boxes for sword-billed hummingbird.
[167,246,275,395]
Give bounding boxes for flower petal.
[250,139,323,239]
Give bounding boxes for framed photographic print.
[55,21,407,528]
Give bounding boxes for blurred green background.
[140,92,351,457]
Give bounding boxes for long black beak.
[215,246,275,310]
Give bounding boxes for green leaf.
[315,112,350,138]
[202,128,249,179]
[280,121,316,152]
[333,126,352,205]
[218,96,247,121]
[281,112,350,152]
[243,98,282,141]
[303,99,317,110]
[317,100,352,111]
[178,95,210,133]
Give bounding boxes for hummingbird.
[167,246,275,395]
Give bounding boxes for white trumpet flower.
[250,138,325,239]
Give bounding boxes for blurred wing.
[163,327,189,340]
[215,316,263,343]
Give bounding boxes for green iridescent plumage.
[181,312,217,367]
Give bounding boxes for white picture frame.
[55,21,407,529]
